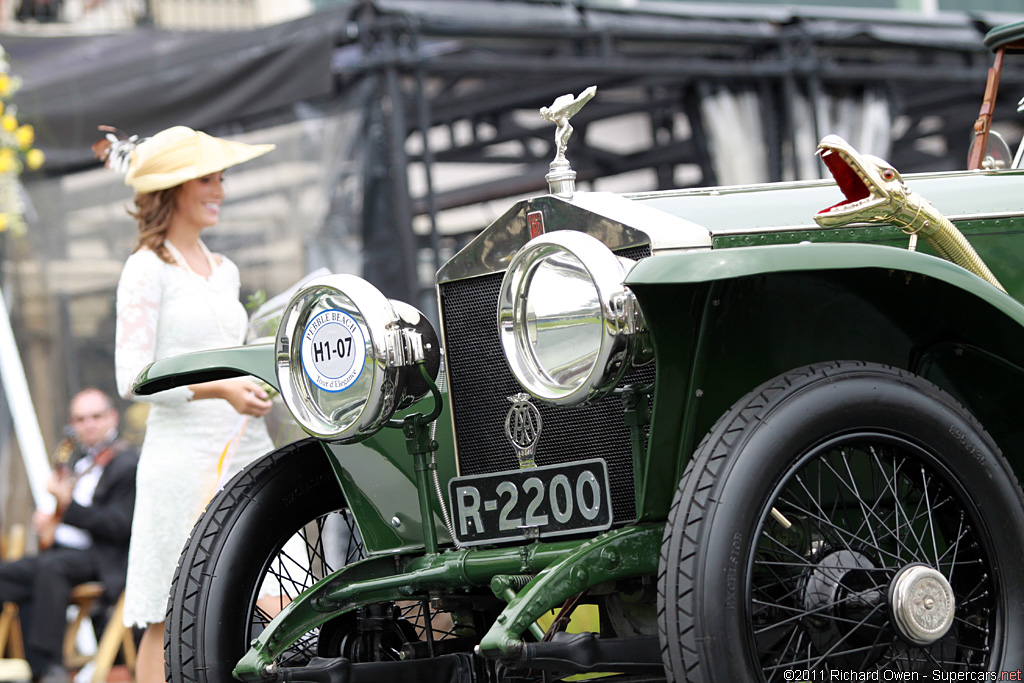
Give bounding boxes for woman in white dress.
[112,126,277,683]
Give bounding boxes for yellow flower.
[1,115,17,132]
[25,148,43,170]
[15,124,33,148]
[0,74,10,97]
[0,214,9,233]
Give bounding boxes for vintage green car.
[137,22,1024,683]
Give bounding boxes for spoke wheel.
[658,361,1024,682]
[754,433,991,675]
[248,506,365,667]
[165,440,460,682]
[165,440,362,682]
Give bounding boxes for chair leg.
[0,602,25,660]
[0,603,11,658]
[120,619,136,672]
[65,583,104,670]
[90,593,131,683]
[64,603,100,669]
[0,525,27,663]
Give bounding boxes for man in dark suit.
[0,388,138,683]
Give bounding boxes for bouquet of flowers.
[0,44,44,235]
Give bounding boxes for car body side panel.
[320,426,456,554]
[707,217,1024,302]
[321,395,457,554]
[627,242,1024,521]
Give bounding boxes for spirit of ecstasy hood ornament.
[540,85,597,197]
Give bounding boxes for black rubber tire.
[164,439,358,683]
[657,361,1024,681]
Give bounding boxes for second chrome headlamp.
[275,274,440,442]
[497,231,648,407]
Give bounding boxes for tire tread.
[657,360,1024,682]
[164,440,339,683]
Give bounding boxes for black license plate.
[448,458,613,546]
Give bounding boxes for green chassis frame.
[236,524,663,679]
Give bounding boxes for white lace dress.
[115,244,274,628]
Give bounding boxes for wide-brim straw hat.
[124,126,275,194]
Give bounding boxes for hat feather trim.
[92,125,147,175]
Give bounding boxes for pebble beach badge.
[301,309,367,392]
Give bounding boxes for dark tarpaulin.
[1,7,348,173]
[4,0,1016,175]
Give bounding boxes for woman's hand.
[189,377,273,417]
[221,378,273,417]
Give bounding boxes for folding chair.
[0,525,26,660]
[0,527,135,683]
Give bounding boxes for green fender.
[624,242,1024,521]
[627,241,1024,321]
[132,343,278,395]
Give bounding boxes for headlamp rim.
[275,274,394,442]
[497,230,637,406]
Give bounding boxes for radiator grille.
[438,245,654,525]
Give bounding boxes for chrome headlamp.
[497,231,648,407]
[275,274,440,442]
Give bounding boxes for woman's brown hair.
[130,187,179,263]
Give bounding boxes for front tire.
[658,361,1024,681]
[164,440,364,683]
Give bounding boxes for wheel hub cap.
[890,565,955,645]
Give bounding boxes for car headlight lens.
[275,274,440,442]
[497,231,646,406]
